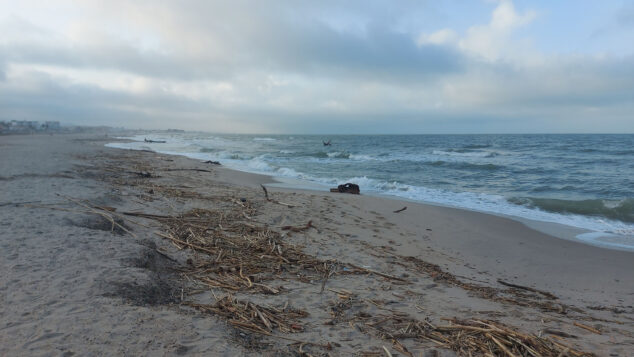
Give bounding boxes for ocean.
[107,133,634,250]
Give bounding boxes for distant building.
[0,120,62,134]
[42,121,61,130]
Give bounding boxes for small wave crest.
[509,197,634,223]
[304,151,351,159]
[426,161,502,171]
[462,144,491,149]
[432,149,499,158]
[327,151,351,159]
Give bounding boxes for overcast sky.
[1,0,633,133]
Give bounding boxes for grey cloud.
[1,1,633,133]
[0,70,206,124]
[1,2,465,83]
[495,56,634,108]
[261,22,464,82]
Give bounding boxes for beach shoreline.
[107,133,634,253]
[1,133,632,356]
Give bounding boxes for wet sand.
[1,133,632,356]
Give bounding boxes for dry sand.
[1,133,632,356]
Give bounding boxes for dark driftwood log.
[164,168,212,173]
[393,206,407,213]
[281,221,313,232]
[144,138,166,143]
[497,279,558,300]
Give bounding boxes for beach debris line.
[132,171,155,178]
[330,183,360,194]
[53,194,136,237]
[67,150,606,356]
[188,295,332,349]
[187,295,308,334]
[364,244,590,316]
[163,168,213,173]
[354,314,592,357]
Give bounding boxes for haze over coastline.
[1,0,633,133]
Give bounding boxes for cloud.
[417,29,457,46]
[0,0,632,133]
[0,4,465,83]
[458,0,537,61]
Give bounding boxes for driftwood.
[281,220,313,232]
[144,138,166,143]
[573,322,602,335]
[203,160,221,165]
[393,206,407,213]
[163,168,212,173]
[497,279,558,300]
[260,184,295,207]
[544,329,578,339]
[132,171,155,178]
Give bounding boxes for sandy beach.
[1,133,632,356]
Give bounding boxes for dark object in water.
[330,183,360,194]
[203,160,221,165]
[144,138,166,143]
[323,139,331,146]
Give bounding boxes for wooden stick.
[261,184,295,207]
[282,221,313,232]
[497,279,558,300]
[382,346,393,357]
[154,231,217,255]
[573,322,602,335]
[347,263,408,282]
[488,333,518,357]
[393,206,407,213]
[163,168,212,173]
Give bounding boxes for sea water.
[107,133,634,251]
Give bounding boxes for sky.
[0,0,633,134]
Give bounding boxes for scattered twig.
[163,168,212,173]
[281,221,313,232]
[347,263,408,282]
[260,184,295,207]
[497,279,558,300]
[573,322,602,335]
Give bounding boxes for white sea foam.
[432,150,498,158]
